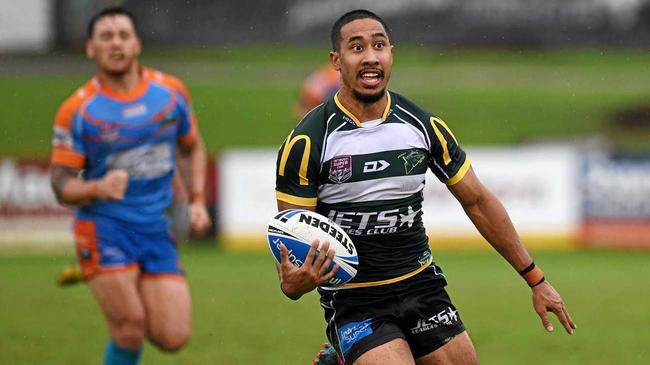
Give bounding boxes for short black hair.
[87,6,138,39]
[330,9,390,51]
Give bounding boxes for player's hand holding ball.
[279,240,339,300]
[96,169,129,200]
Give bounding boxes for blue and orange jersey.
[51,67,198,232]
[296,64,340,118]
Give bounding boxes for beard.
[352,88,386,103]
[100,56,136,78]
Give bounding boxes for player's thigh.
[353,338,415,365]
[88,269,145,329]
[140,276,191,340]
[415,331,478,365]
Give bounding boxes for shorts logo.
[337,319,373,354]
[329,155,352,184]
[410,307,459,334]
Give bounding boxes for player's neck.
[337,88,388,123]
[96,62,141,94]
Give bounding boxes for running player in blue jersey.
[50,7,210,365]
[275,10,576,365]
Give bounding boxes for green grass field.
[1,246,649,364]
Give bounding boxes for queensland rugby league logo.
[329,155,352,184]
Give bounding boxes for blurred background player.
[295,64,341,119]
[49,6,210,365]
[56,157,192,286]
[277,9,575,365]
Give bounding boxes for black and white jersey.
[276,91,470,285]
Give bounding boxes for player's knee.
[110,314,146,349]
[149,327,191,352]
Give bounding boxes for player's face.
[86,15,141,76]
[331,18,393,103]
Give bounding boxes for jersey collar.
[334,91,392,127]
[94,68,150,102]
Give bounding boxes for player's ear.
[85,39,94,60]
[134,36,142,57]
[330,51,341,71]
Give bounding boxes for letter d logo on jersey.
[363,160,389,173]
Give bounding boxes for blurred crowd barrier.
[217,146,650,250]
[1,147,648,249]
[5,0,650,53]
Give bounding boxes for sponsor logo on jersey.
[122,103,147,118]
[329,155,352,184]
[52,126,73,148]
[398,150,426,174]
[106,142,172,178]
[159,112,177,127]
[327,205,421,236]
[410,307,459,334]
[99,124,120,143]
[363,160,390,173]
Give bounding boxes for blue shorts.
[73,215,183,279]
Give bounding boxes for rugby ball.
[267,209,358,287]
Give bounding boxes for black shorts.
[318,264,465,365]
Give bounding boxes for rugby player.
[295,64,340,119]
[50,6,210,365]
[274,9,576,365]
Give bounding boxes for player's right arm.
[51,166,128,206]
[425,115,576,335]
[274,127,338,300]
[50,96,128,206]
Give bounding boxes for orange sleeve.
[158,72,199,145]
[50,87,92,169]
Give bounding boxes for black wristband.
[531,276,546,287]
[518,262,535,276]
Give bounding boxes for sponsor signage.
[580,154,650,247]
[0,158,69,216]
[219,146,581,249]
[422,146,580,247]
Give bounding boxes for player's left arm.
[448,168,576,335]
[174,78,211,234]
[177,135,210,234]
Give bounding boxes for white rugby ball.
[267,209,358,287]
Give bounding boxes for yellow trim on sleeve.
[338,256,433,289]
[430,117,451,165]
[278,129,312,186]
[446,157,471,186]
[432,116,458,143]
[275,191,317,207]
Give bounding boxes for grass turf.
[0,246,648,364]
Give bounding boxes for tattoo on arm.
[177,140,195,155]
[51,165,79,199]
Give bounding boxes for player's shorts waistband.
[326,256,434,290]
